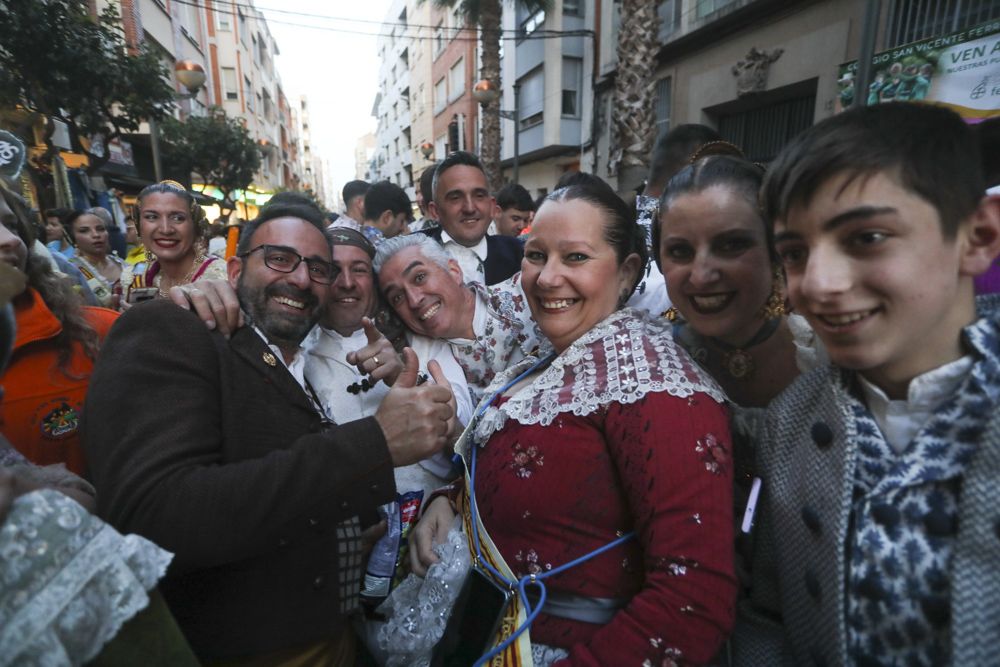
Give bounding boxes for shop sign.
[0,130,27,179]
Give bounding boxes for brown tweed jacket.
[83,299,395,661]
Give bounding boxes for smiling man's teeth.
[274,296,305,309]
[419,303,441,321]
[820,310,873,326]
[542,299,576,309]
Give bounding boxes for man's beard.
[237,277,320,349]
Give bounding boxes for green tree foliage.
[160,109,262,221]
[0,0,175,171]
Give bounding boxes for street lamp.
[175,61,207,99]
[151,61,207,182]
[472,79,521,185]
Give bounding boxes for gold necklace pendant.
[723,349,755,380]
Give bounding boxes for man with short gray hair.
[375,233,540,400]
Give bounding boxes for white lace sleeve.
[0,490,172,667]
[374,518,471,667]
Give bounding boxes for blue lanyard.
[466,353,635,666]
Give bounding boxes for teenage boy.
[734,102,1000,666]
[489,183,534,237]
[362,180,413,240]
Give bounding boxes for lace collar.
[467,308,726,448]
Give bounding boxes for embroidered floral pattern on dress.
[466,309,726,451]
[666,562,688,576]
[449,277,542,401]
[695,433,730,475]
[654,555,700,575]
[644,637,683,667]
[514,548,551,576]
[509,442,544,478]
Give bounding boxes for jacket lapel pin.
[262,351,277,367]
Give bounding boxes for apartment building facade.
[370,1,481,200]
[101,0,305,204]
[371,0,417,200]
[376,0,997,197]
[498,0,594,198]
[589,0,1000,188]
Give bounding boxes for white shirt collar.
[858,355,974,453]
[310,326,366,361]
[440,228,488,262]
[251,324,311,391]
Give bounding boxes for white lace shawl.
[466,308,726,451]
[0,490,172,667]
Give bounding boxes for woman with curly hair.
[0,183,116,475]
[121,180,226,305]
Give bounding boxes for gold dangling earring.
[663,306,682,322]
[760,263,787,320]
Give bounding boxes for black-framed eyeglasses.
[238,244,335,284]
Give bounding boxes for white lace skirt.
[0,489,172,667]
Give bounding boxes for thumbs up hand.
[375,347,456,467]
[427,359,459,442]
[394,347,420,388]
[346,317,402,386]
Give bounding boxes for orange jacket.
[2,288,118,476]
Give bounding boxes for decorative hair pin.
[159,179,187,191]
[688,140,747,163]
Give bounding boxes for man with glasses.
[83,202,457,664]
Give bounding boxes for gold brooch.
[262,351,277,367]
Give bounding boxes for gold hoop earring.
[760,263,787,320]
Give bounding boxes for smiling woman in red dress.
[411,179,737,666]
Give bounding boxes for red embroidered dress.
[468,310,737,666]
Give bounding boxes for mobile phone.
[127,287,158,304]
[431,567,513,667]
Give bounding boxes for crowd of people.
[1,101,1000,667]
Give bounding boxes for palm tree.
[432,0,548,191]
[609,0,659,196]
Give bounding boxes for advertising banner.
[837,19,1000,121]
